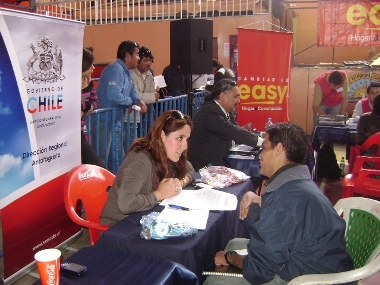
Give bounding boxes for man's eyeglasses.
[221,80,237,93]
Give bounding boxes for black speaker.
[170,19,213,75]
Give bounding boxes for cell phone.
[60,262,87,276]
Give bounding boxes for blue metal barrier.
[86,94,196,174]
[192,92,205,117]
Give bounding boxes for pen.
[168,204,190,211]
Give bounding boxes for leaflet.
[160,188,238,211]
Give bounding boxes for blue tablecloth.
[224,155,261,178]
[224,154,265,190]
[95,179,253,282]
[32,246,197,285]
[311,125,351,151]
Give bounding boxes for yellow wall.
[83,15,277,75]
[83,15,380,135]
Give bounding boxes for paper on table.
[158,207,209,230]
[228,154,255,160]
[154,75,167,88]
[160,188,238,211]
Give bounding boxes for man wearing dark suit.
[188,79,263,171]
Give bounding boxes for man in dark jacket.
[162,64,188,97]
[188,79,263,171]
[212,59,236,85]
[205,59,236,92]
[204,122,353,285]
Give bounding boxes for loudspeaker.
[170,19,213,75]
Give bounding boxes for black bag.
[317,144,343,179]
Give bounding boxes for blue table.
[311,125,352,151]
[224,155,261,178]
[95,179,253,282]
[224,154,264,191]
[310,125,356,177]
[32,246,197,285]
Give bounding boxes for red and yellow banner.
[318,0,380,47]
[236,28,292,131]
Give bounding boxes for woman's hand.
[85,105,94,117]
[154,178,182,201]
[239,191,261,220]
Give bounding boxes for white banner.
[0,9,83,279]
[0,9,83,208]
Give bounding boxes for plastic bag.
[198,166,249,188]
[140,212,198,240]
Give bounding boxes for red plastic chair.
[64,164,115,245]
[348,132,380,173]
[342,156,380,198]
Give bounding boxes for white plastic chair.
[288,197,380,285]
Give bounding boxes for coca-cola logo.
[78,168,96,181]
[45,264,57,284]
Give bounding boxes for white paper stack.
[159,188,238,230]
[160,188,238,211]
[154,75,167,88]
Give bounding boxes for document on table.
[160,188,238,211]
[158,207,209,230]
[228,154,255,160]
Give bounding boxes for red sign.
[236,28,292,131]
[318,0,380,47]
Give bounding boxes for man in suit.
[188,79,263,171]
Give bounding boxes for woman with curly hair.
[100,110,195,226]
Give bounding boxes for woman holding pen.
[100,110,195,226]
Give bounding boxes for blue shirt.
[97,59,141,108]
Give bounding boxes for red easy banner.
[236,28,292,131]
[318,0,380,47]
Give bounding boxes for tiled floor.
[4,229,91,285]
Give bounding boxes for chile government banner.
[318,0,380,47]
[236,28,292,131]
[0,8,83,281]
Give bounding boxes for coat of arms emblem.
[24,36,65,84]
